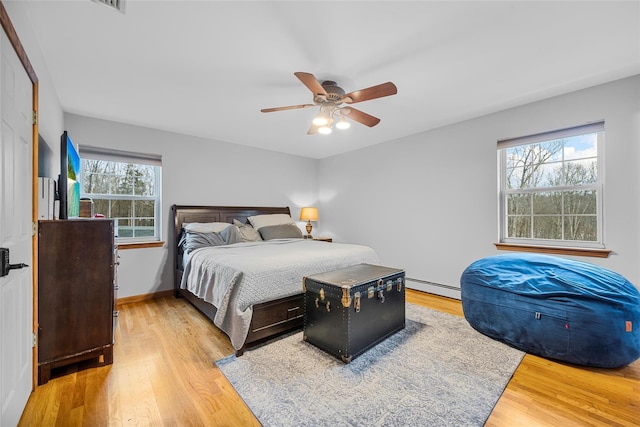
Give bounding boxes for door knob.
[1,247,29,277]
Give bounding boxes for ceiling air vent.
[91,0,125,13]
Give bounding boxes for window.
[79,146,162,243]
[498,122,604,248]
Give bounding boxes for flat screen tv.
[58,131,80,219]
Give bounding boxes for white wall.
[8,2,639,300]
[65,113,319,298]
[4,2,65,174]
[319,75,640,298]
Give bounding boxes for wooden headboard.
[171,205,292,292]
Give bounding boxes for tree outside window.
[500,123,603,247]
[80,149,161,242]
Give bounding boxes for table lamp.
[299,207,318,239]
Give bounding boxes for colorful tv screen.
[59,131,81,219]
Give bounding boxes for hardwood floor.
[19,290,639,426]
[407,290,640,427]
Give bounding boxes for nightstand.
[313,237,333,242]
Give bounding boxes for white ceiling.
[20,1,640,159]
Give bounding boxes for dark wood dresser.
[37,219,118,384]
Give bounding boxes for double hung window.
[498,122,604,248]
[79,146,162,243]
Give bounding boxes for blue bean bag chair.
[460,253,640,368]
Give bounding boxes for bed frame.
[172,205,304,356]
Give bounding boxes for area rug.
[216,304,524,426]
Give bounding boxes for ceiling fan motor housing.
[321,81,345,102]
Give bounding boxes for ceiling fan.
[261,72,398,135]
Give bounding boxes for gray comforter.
[180,239,380,350]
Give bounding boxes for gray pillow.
[259,224,303,240]
[233,219,262,242]
[179,231,226,254]
[220,225,242,244]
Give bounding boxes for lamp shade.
[299,207,319,222]
[312,114,329,126]
[335,117,351,130]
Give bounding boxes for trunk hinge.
[32,222,37,236]
[32,332,37,348]
[32,111,38,125]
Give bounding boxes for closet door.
[0,26,34,426]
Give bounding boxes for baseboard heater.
[406,277,460,292]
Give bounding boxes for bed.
[172,205,380,356]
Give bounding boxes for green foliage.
[68,154,76,180]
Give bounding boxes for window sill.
[117,241,165,250]
[494,243,611,258]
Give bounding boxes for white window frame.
[79,145,162,243]
[498,122,605,249]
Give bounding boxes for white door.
[0,27,34,426]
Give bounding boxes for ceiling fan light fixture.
[318,126,332,135]
[312,108,332,126]
[335,117,351,130]
[312,115,328,126]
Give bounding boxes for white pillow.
[183,222,231,233]
[233,219,262,242]
[247,213,294,230]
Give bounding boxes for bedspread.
[180,239,381,349]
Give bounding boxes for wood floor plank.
[18,290,640,426]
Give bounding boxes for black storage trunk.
[303,263,405,363]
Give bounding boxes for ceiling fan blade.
[343,82,397,104]
[294,72,328,97]
[341,107,381,127]
[261,104,315,113]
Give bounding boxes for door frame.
[0,0,40,390]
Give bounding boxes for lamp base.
[303,235,313,239]
[305,221,313,239]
